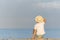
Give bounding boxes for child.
[32,16,46,40]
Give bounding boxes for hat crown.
[35,16,44,23]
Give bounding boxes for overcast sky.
[0,0,60,29]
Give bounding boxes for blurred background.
[0,0,60,38]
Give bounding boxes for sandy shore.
[18,38,60,40]
[14,38,60,40]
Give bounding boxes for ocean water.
[0,29,60,38]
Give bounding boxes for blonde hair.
[35,16,44,23]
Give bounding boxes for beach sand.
[17,38,60,40]
[9,38,60,40]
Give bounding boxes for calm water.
[0,29,60,38]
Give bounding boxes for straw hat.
[35,16,44,23]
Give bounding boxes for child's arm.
[33,29,37,36]
[32,29,37,40]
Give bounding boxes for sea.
[0,28,60,38]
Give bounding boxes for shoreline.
[0,38,59,40]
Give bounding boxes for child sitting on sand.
[32,16,46,40]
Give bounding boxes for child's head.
[35,16,44,23]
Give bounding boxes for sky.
[0,0,60,29]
